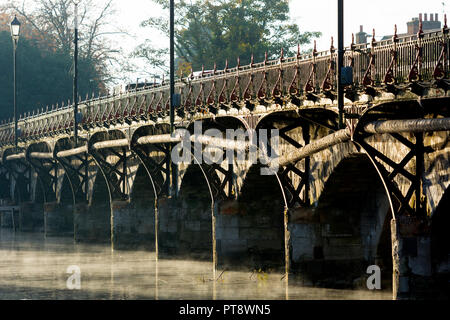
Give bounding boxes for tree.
[132,0,321,74]
[1,0,128,84]
[0,29,100,120]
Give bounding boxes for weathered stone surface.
[44,202,74,237]
[219,200,240,215]
[19,202,44,232]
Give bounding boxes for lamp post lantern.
[10,15,21,149]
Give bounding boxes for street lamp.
[169,0,177,196]
[337,0,344,129]
[10,15,21,149]
[72,0,80,145]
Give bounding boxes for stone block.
[219,200,240,215]
[408,237,432,276]
[219,239,248,254]
[240,227,280,241]
[217,215,239,228]
[290,207,320,224]
[184,220,201,232]
[167,220,177,233]
[289,223,316,238]
[219,227,239,240]
[236,216,254,228]
[246,239,283,251]
[291,237,315,261]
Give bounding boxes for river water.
[0,229,391,300]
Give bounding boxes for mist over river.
[0,229,390,300]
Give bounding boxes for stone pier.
[111,200,155,250]
[43,202,74,237]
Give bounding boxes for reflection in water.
[0,229,390,300]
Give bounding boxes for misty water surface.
[0,229,391,300]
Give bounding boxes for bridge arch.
[213,163,286,269]
[290,153,392,288]
[123,163,157,250]
[173,163,218,259]
[75,164,112,242]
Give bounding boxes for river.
[0,229,391,300]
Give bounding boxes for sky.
[110,0,449,81]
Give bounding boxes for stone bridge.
[0,23,449,300]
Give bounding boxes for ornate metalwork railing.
[0,22,448,145]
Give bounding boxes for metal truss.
[89,146,130,202]
[27,155,58,203]
[131,142,171,198]
[56,153,92,203]
[355,132,429,217]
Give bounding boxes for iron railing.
[0,27,448,146]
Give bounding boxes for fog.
[0,229,390,300]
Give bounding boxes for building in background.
[357,13,443,43]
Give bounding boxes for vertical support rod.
[154,200,159,261]
[169,0,177,197]
[283,205,290,300]
[414,132,424,215]
[73,2,79,146]
[13,39,18,149]
[303,123,310,205]
[170,0,175,134]
[228,163,233,196]
[337,0,344,129]
[391,219,400,300]
[85,153,89,203]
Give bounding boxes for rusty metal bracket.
[362,29,377,96]
[409,21,424,83]
[304,41,317,98]
[183,71,194,115]
[230,58,241,107]
[207,63,218,114]
[218,60,230,109]
[243,55,255,110]
[288,45,301,105]
[257,53,268,104]
[384,25,399,87]
[433,15,450,90]
[272,49,285,103]
[195,73,207,113]
[322,38,337,100]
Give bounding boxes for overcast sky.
[113,0,449,80]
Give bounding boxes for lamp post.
[337,0,344,129]
[169,0,177,196]
[10,16,21,149]
[73,0,80,145]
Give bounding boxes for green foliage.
[0,31,101,120]
[133,0,321,73]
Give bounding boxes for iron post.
[337,0,344,129]
[73,1,79,146]
[169,0,177,196]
